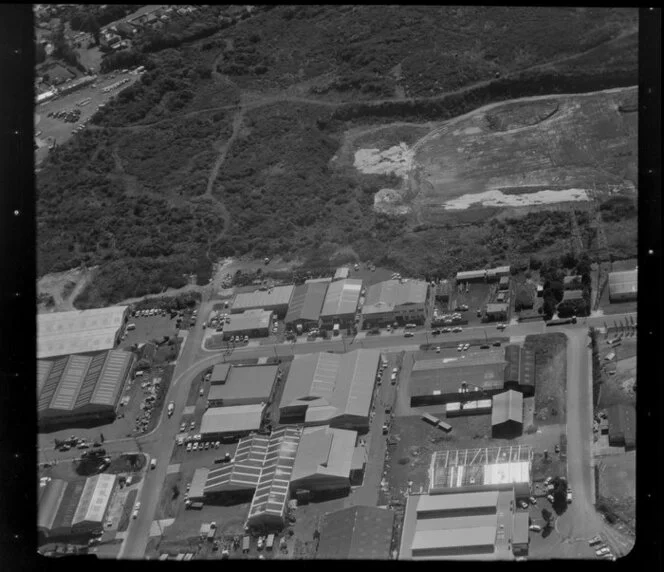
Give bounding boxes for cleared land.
[526,333,567,425]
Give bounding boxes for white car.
[595,547,610,556]
[463,343,470,351]
[186,442,192,452]
[390,372,397,382]
[392,367,399,374]
[192,442,198,451]
[134,502,141,511]
[132,509,139,519]
[435,346,441,353]
[457,344,463,352]
[567,489,573,503]
[497,323,507,330]
[528,524,542,532]
[215,441,220,448]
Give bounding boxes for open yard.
[526,333,567,425]
[448,282,493,326]
[596,335,636,409]
[596,451,635,533]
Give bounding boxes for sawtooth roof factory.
[38,306,129,359]
[38,349,134,430]
[279,349,381,431]
[361,279,429,328]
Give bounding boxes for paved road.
[104,309,634,558]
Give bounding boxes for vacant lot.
[597,336,636,409]
[448,282,492,325]
[596,451,635,532]
[405,88,637,223]
[525,333,567,425]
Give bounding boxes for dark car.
[431,329,441,335]
[492,341,501,347]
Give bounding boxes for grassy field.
[117,488,138,533]
[525,333,567,424]
[596,451,635,532]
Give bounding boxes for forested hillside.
[36,6,639,307]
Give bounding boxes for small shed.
[491,390,523,438]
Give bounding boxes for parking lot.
[117,312,181,351]
[35,69,141,165]
[448,282,494,326]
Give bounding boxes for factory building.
[38,306,129,359]
[207,364,279,408]
[608,269,637,303]
[38,350,134,430]
[284,281,329,331]
[409,351,506,406]
[607,404,636,449]
[503,345,535,397]
[231,285,295,318]
[333,267,350,281]
[456,266,511,283]
[222,309,273,340]
[399,489,529,560]
[361,279,429,328]
[279,349,380,432]
[319,279,363,330]
[199,404,266,441]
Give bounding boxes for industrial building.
[485,303,509,322]
[608,269,637,303]
[38,350,134,430]
[491,390,524,438]
[222,309,273,340]
[503,345,535,396]
[192,425,363,522]
[38,306,129,359]
[209,363,231,385]
[305,277,332,285]
[38,474,116,542]
[607,404,636,449]
[317,506,395,560]
[428,446,533,498]
[284,281,329,331]
[361,279,429,328]
[410,351,506,406]
[279,349,380,431]
[498,276,510,291]
[231,285,295,318]
[290,426,358,494]
[199,404,265,440]
[207,364,279,407]
[456,266,511,283]
[399,489,528,560]
[434,280,452,303]
[319,279,363,330]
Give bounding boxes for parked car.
[192,442,198,451]
[186,441,192,452]
[215,441,220,448]
[392,367,399,374]
[435,346,441,353]
[463,343,470,351]
[567,489,573,503]
[382,423,390,434]
[595,547,610,556]
[132,509,139,519]
[390,373,397,383]
[190,421,195,430]
[497,323,507,330]
[180,422,186,432]
[442,327,452,333]
[588,536,603,547]
[457,344,463,352]
[529,496,537,505]
[204,441,210,450]
[404,331,414,337]
[519,500,529,509]
[529,525,542,532]
[385,406,392,415]
[452,327,463,333]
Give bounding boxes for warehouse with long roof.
[319,279,362,330]
[222,309,273,340]
[38,349,134,430]
[284,281,329,330]
[38,306,129,359]
[207,364,279,407]
[361,279,429,328]
[399,489,528,560]
[199,404,265,440]
[410,350,506,406]
[279,349,380,431]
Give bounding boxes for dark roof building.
[210,363,231,385]
[607,404,636,449]
[317,506,395,560]
[503,345,535,396]
[285,282,329,326]
[207,365,279,407]
[491,390,524,438]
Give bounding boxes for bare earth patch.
[442,187,590,210]
[354,143,415,179]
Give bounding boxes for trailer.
[421,412,452,433]
[266,534,275,551]
[242,536,250,553]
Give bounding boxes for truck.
[167,402,174,417]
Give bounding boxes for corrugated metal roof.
[232,285,294,311]
[504,345,521,382]
[207,365,278,403]
[512,511,529,545]
[291,426,356,483]
[200,404,265,435]
[189,468,210,499]
[50,355,90,411]
[92,351,132,406]
[285,282,328,324]
[52,479,87,532]
[38,479,69,532]
[362,279,428,315]
[224,309,273,333]
[415,514,498,532]
[608,269,637,296]
[412,527,496,551]
[72,474,116,526]
[491,390,523,425]
[317,506,394,560]
[416,491,499,513]
[320,279,362,317]
[247,427,300,524]
[37,359,54,395]
[280,350,379,424]
[38,306,127,359]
